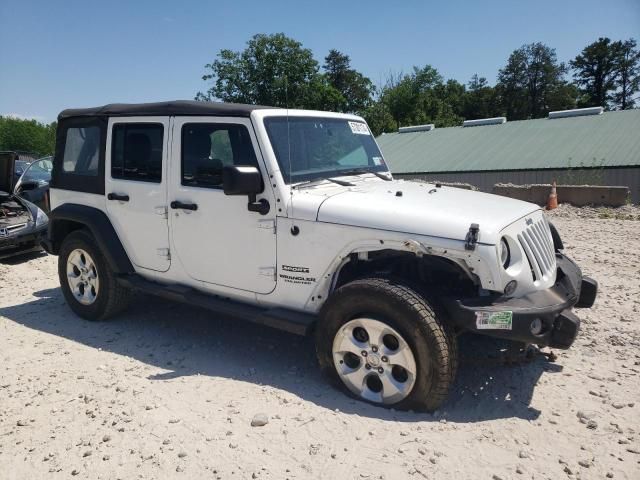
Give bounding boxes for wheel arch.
[47,203,134,274]
[307,239,480,312]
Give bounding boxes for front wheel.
[316,277,457,411]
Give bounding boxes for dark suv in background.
[15,156,53,212]
[0,152,50,260]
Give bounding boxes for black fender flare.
[46,203,134,274]
[548,221,564,251]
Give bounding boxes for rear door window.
[111,124,164,183]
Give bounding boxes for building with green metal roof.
[376,107,640,203]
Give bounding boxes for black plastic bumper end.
[549,309,581,349]
[576,276,597,308]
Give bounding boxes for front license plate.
[475,311,513,330]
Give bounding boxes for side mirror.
[222,165,270,215]
[222,165,263,196]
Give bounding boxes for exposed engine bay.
[0,153,48,259]
[0,193,32,228]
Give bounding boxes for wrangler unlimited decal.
[279,273,316,285]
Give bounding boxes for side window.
[181,123,258,188]
[63,126,100,175]
[111,123,164,183]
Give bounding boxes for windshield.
[21,158,52,184]
[264,116,388,184]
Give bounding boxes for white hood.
[290,179,540,245]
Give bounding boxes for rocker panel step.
[117,274,316,336]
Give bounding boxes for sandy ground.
[0,205,638,480]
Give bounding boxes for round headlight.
[499,237,510,269]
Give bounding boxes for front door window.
[181,123,258,189]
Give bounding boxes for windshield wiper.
[327,177,355,186]
[293,177,355,189]
[371,171,392,181]
[333,168,392,181]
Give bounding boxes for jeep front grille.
[517,218,556,282]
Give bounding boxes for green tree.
[497,42,572,119]
[420,78,465,127]
[322,49,375,114]
[463,74,501,120]
[613,39,640,110]
[378,71,417,129]
[298,74,345,111]
[196,33,322,108]
[375,66,464,130]
[0,116,56,156]
[570,37,621,109]
[362,101,395,136]
[404,65,444,126]
[545,82,580,112]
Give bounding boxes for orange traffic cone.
[546,180,558,210]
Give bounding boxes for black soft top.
[58,100,277,120]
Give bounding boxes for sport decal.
[282,265,310,273]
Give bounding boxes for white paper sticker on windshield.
[349,121,370,135]
[372,156,384,166]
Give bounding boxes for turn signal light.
[504,280,517,296]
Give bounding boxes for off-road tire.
[58,229,131,321]
[316,277,457,411]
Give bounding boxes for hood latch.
[464,223,479,251]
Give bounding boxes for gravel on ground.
[0,205,638,479]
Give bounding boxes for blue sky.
[1,0,638,123]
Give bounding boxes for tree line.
[0,116,56,157]
[197,34,640,135]
[1,34,637,156]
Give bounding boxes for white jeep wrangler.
[44,101,597,411]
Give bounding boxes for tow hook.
[503,344,557,365]
[464,223,480,251]
[463,343,557,366]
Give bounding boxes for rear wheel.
[66,248,100,306]
[316,277,457,411]
[58,229,131,321]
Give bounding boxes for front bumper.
[0,225,47,260]
[444,253,597,349]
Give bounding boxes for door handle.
[170,201,198,211]
[107,193,130,202]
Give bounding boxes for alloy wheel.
[332,318,417,404]
[66,248,100,305]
